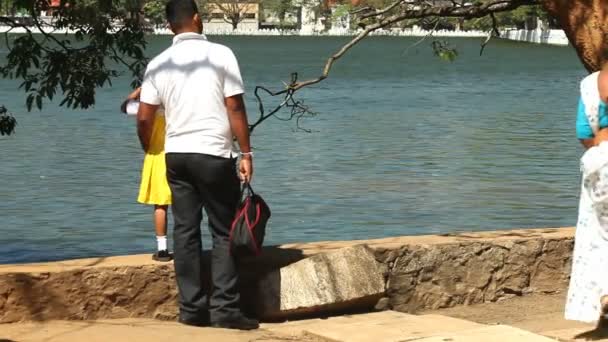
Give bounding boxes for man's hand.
[239,156,253,183]
[128,87,142,101]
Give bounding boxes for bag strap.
[239,182,255,201]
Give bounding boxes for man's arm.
[225,94,253,182]
[137,102,159,152]
[226,94,251,152]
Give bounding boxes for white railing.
[499,28,569,46]
[0,24,569,45]
[0,25,488,37]
[152,27,489,37]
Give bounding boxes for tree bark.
[542,0,608,72]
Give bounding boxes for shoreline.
[0,25,489,37]
[0,25,569,46]
[0,226,573,268]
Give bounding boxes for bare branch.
[480,12,501,56]
[30,6,72,53]
[249,0,538,132]
[350,6,373,15]
[290,0,536,91]
[0,16,55,54]
[389,0,535,21]
[249,74,316,133]
[360,0,406,20]
[491,12,501,36]
[402,18,440,55]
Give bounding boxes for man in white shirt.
[137,0,256,330]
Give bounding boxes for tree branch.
[249,74,317,133]
[360,0,406,20]
[291,26,374,90]
[29,3,72,53]
[248,0,537,132]
[0,16,54,53]
[402,18,440,55]
[290,0,536,91]
[480,12,501,56]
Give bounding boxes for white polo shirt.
[140,32,244,158]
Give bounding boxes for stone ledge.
[0,227,574,323]
[0,227,572,274]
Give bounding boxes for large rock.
[256,244,387,319]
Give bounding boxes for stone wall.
[375,230,573,312]
[0,228,574,323]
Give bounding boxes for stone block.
[293,312,485,342]
[256,244,386,319]
[387,231,573,313]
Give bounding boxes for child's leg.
[154,205,169,251]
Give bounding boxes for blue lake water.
[0,36,586,264]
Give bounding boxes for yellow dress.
[138,114,171,205]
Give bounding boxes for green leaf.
[431,40,459,63]
[26,94,34,112]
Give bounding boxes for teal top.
[577,97,608,139]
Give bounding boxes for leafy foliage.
[0,0,585,138]
[261,0,298,26]
[331,4,351,25]
[0,106,17,135]
[143,0,167,26]
[0,0,149,112]
[431,40,458,62]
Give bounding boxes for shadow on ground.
[575,326,608,341]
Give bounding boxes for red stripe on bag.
[229,198,251,253]
[245,202,262,255]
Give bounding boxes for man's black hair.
[165,0,199,29]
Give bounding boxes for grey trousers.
[166,152,242,322]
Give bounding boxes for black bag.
[229,183,271,256]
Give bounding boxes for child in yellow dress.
[122,88,172,262]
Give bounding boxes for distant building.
[204,2,260,31]
[259,7,301,30]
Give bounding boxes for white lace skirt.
[565,182,608,323]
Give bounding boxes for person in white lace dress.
[566,66,608,324]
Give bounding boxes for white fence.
[0,25,570,45]
[158,27,488,37]
[499,28,569,46]
[0,25,488,37]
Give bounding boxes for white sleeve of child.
[125,100,140,116]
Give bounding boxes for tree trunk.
[542,0,608,72]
